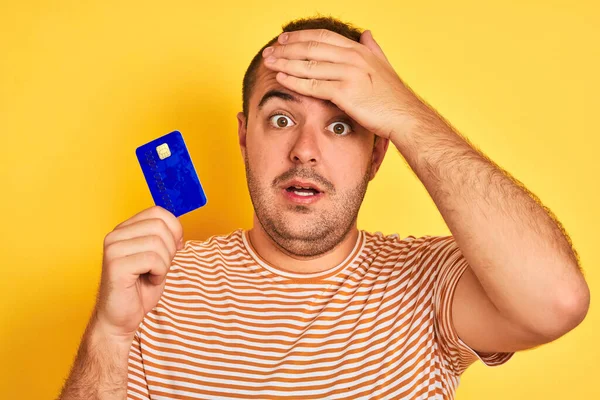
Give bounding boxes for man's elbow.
[538,280,590,342]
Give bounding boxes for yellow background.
[1,0,598,398]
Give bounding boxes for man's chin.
[266,219,348,258]
[271,218,329,241]
[283,204,317,215]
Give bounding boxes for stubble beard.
[244,154,371,258]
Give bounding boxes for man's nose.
[289,125,322,165]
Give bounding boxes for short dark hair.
[241,14,363,127]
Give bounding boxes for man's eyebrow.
[257,89,339,111]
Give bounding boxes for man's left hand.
[262,28,430,142]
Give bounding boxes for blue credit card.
[135,130,207,217]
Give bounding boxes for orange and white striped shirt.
[127,229,514,400]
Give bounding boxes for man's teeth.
[293,190,315,196]
[287,186,319,196]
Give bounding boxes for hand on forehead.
[258,27,408,140]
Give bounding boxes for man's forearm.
[58,310,132,400]
[390,106,589,338]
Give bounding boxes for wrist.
[58,310,132,400]
[389,103,453,152]
[388,115,418,151]
[88,311,135,355]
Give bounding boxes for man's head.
[237,15,389,258]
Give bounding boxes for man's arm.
[390,110,590,353]
[255,28,590,352]
[58,310,132,399]
[58,205,184,399]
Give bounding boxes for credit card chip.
[156,143,171,160]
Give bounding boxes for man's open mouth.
[285,186,321,197]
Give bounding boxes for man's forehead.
[254,64,341,112]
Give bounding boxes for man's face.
[237,50,388,257]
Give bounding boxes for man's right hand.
[94,205,184,342]
[58,206,183,399]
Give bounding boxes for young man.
[59,16,590,400]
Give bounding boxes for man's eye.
[267,114,353,135]
[268,114,295,128]
[328,121,353,136]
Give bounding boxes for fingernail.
[263,46,274,57]
[279,33,288,43]
[177,238,184,250]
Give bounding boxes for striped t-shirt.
[127,229,514,400]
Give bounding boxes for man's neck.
[247,216,360,274]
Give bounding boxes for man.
[59,16,590,400]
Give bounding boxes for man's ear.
[237,111,247,159]
[369,135,390,181]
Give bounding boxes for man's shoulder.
[361,230,458,281]
[361,229,440,249]
[168,229,247,276]
[181,228,246,252]
[361,230,456,262]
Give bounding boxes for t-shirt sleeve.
[429,235,515,376]
[127,326,151,400]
